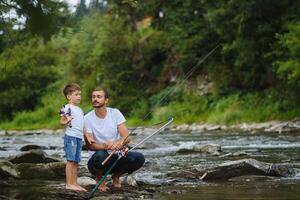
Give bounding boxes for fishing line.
[128,44,220,135]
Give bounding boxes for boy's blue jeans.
[64,135,82,163]
[87,150,145,176]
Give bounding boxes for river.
[0,129,299,199]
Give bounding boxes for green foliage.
[0,38,59,120]
[65,11,168,114]
[0,0,300,129]
[275,23,300,87]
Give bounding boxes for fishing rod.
[101,44,220,165]
[86,44,220,198]
[85,118,174,199]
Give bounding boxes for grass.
[0,90,299,130]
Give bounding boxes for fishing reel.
[59,106,72,128]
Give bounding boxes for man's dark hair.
[93,87,109,99]
[63,83,81,97]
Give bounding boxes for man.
[84,87,145,192]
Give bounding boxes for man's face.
[67,90,81,105]
[92,90,107,108]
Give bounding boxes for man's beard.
[93,101,105,108]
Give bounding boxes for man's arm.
[83,131,110,150]
[118,123,131,144]
[111,123,131,150]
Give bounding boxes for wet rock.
[168,159,296,181]
[177,143,221,156]
[124,174,138,187]
[200,159,296,180]
[0,147,7,151]
[219,151,251,158]
[16,162,66,180]
[9,150,61,164]
[78,176,96,186]
[0,130,6,136]
[0,161,20,179]
[20,145,47,151]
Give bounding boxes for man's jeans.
[87,150,145,176]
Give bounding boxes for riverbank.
[1,118,299,136]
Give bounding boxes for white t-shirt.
[84,107,126,157]
[60,104,84,139]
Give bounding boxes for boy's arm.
[60,115,72,126]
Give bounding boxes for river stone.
[9,149,61,164]
[177,143,221,155]
[167,158,295,181]
[0,161,20,179]
[200,158,295,180]
[219,151,251,158]
[0,147,7,151]
[20,144,47,151]
[15,162,65,180]
[78,176,96,186]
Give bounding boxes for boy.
[60,83,87,192]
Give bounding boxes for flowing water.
[0,129,300,199]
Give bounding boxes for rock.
[20,145,47,151]
[219,151,251,158]
[0,161,20,179]
[200,159,295,180]
[124,174,138,187]
[78,176,96,186]
[9,150,61,164]
[177,143,221,156]
[0,147,7,151]
[16,162,66,180]
[167,159,295,181]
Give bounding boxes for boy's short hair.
[93,87,109,99]
[63,83,81,97]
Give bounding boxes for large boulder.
[167,159,296,181]
[0,161,20,179]
[200,159,295,180]
[16,162,66,180]
[9,150,61,164]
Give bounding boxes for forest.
[0,0,299,129]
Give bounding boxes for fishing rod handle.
[101,149,116,165]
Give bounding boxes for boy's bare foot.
[112,174,121,188]
[66,185,82,191]
[75,185,87,192]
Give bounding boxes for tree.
[0,0,70,40]
[0,39,59,120]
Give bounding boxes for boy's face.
[67,90,81,105]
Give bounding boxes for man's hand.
[105,141,114,150]
[85,133,95,145]
[112,140,123,150]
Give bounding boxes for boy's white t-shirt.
[60,104,84,139]
[84,107,126,157]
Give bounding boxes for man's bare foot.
[75,185,87,192]
[98,182,110,192]
[112,174,121,188]
[66,184,82,191]
[95,178,110,192]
